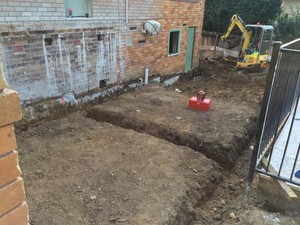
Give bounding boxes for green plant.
[275,6,300,43]
[203,0,282,34]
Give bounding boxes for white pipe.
[126,0,129,24]
[117,0,121,27]
[145,67,149,85]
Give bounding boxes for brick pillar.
[0,47,29,224]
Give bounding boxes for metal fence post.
[248,41,282,182]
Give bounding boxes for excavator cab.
[238,25,274,71]
[221,14,274,72]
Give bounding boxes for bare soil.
[87,63,262,168]
[17,113,222,225]
[16,61,300,224]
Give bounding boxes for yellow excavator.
[221,14,274,71]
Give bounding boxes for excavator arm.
[221,14,252,56]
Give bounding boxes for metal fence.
[249,39,300,186]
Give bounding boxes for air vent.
[98,34,105,41]
[44,38,53,46]
[129,26,137,31]
[99,79,107,88]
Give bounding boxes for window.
[168,30,181,56]
[65,0,90,18]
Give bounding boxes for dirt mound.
[87,85,257,168]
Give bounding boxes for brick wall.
[0,47,29,225]
[0,0,65,23]
[2,28,120,101]
[0,0,163,24]
[121,0,205,80]
[0,0,205,120]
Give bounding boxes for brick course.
[0,89,22,127]
[0,177,26,217]
[0,124,17,155]
[0,202,29,225]
[0,150,21,187]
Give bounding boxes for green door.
[185,27,195,72]
[65,0,89,17]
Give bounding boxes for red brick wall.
[123,0,205,80]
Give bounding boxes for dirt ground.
[18,112,224,225]
[16,61,300,224]
[87,63,261,168]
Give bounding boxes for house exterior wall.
[0,0,205,119]
[283,0,300,13]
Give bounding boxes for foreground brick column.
[0,49,29,224]
[0,57,6,90]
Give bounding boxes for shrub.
[203,0,282,34]
[275,7,300,43]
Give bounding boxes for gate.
[249,39,300,186]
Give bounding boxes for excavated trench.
[18,114,223,225]
[84,84,260,224]
[86,85,258,169]
[82,69,265,223]
[87,109,256,169]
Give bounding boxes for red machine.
[189,90,211,111]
